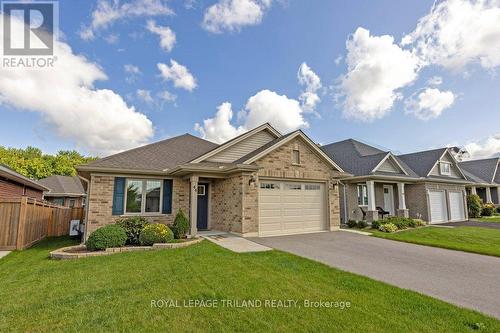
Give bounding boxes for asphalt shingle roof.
[398,148,448,177]
[38,175,86,195]
[459,158,500,184]
[80,134,218,171]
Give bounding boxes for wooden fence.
[0,197,84,250]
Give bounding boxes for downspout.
[79,175,91,243]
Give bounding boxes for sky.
[0,0,499,159]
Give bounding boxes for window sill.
[291,163,303,167]
[121,213,169,217]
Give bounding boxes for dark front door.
[197,183,209,230]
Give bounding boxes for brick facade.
[0,178,43,200]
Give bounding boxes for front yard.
[372,226,500,257]
[474,216,500,223]
[0,237,499,332]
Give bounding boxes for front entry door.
[383,185,395,215]
[197,183,209,230]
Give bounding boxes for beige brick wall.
[210,174,244,233]
[85,174,189,238]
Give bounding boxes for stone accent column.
[486,187,492,203]
[189,175,199,236]
[366,180,378,222]
[396,182,409,218]
[471,186,477,195]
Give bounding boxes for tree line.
[0,146,97,180]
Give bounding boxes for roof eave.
[76,165,168,176]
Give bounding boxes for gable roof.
[320,139,416,177]
[38,175,86,196]
[189,123,281,163]
[78,134,218,173]
[398,148,448,177]
[0,164,49,191]
[459,158,500,184]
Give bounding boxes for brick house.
[0,164,48,200]
[459,158,500,206]
[78,124,349,239]
[38,175,87,208]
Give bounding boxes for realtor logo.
[2,1,57,56]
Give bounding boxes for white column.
[397,183,406,210]
[189,175,199,236]
[366,180,376,211]
[486,187,492,203]
[497,187,500,205]
[471,186,477,195]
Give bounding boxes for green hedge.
[139,223,174,246]
[86,224,127,251]
[117,216,149,245]
[171,209,190,239]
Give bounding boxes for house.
[0,164,48,200]
[38,175,87,207]
[321,140,470,224]
[77,123,348,239]
[459,158,500,206]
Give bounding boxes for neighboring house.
[321,140,470,224]
[77,123,348,239]
[0,164,48,200]
[459,158,500,206]
[38,175,87,208]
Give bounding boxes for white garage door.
[259,180,326,237]
[429,190,448,224]
[449,191,465,222]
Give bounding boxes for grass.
[474,216,500,223]
[372,226,500,257]
[0,237,499,332]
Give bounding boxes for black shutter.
[112,177,125,215]
[162,179,173,214]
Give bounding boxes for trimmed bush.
[171,209,190,239]
[357,220,368,229]
[467,194,482,218]
[139,223,174,246]
[412,219,426,227]
[481,203,495,217]
[496,207,500,215]
[384,217,414,230]
[378,223,398,233]
[371,220,387,230]
[347,220,357,228]
[86,224,127,251]
[116,216,149,245]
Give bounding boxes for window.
[260,183,279,190]
[357,184,368,206]
[52,197,65,206]
[197,185,206,196]
[440,162,451,176]
[125,179,162,214]
[305,184,321,190]
[292,150,300,164]
[285,183,302,190]
[69,199,76,208]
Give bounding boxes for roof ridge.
[398,147,447,157]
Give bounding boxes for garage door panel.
[449,192,465,222]
[429,191,448,224]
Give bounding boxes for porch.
[469,186,500,205]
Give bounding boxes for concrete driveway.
[251,231,500,319]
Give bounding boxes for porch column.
[486,187,492,203]
[366,180,378,222]
[497,187,500,205]
[397,183,409,218]
[189,175,199,236]
[471,186,477,195]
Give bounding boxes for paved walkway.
[251,231,500,319]
[440,220,500,229]
[0,251,11,259]
[201,232,271,253]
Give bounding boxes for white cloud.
[464,133,500,159]
[0,15,153,155]
[405,88,455,120]
[137,89,154,103]
[427,76,443,86]
[124,64,141,74]
[339,27,420,121]
[146,20,176,52]
[157,90,177,102]
[195,89,307,143]
[157,60,197,91]
[402,0,500,71]
[297,62,322,112]
[80,0,173,40]
[202,0,272,33]
[104,33,119,44]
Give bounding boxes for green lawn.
[474,216,500,223]
[1,238,499,332]
[372,226,500,257]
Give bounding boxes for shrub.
[171,209,190,239]
[346,220,357,228]
[481,203,495,217]
[139,223,174,246]
[116,216,149,245]
[413,219,426,227]
[371,220,386,230]
[378,223,398,233]
[356,220,368,229]
[467,194,482,218]
[384,217,413,230]
[86,224,127,251]
[496,207,500,215]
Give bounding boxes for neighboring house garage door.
[428,191,448,224]
[259,180,326,236]
[449,191,466,222]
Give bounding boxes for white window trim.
[197,185,206,196]
[292,149,301,165]
[123,178,164,215]
[357,184,369,207]
[440,162,452,176]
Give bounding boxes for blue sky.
[0,0,499,158]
